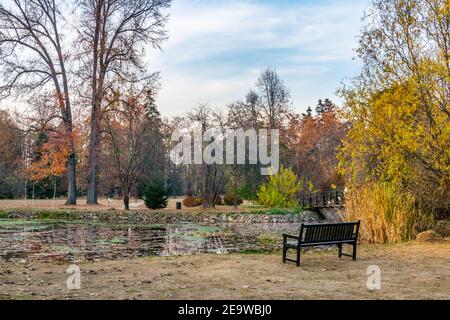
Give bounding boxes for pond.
[0,219,304,263]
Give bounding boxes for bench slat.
[300,222,359,243]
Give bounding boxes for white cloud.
[0,0,368,116]
[146,0,369,116]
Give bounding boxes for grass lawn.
[0,198,266,213]
[0,199,312,218]
[0,241,449,300]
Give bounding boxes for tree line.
[0,0,448,228]
[0,62,346,209]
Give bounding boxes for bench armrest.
[283,234,299,244]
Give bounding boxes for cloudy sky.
[147,0,370,117]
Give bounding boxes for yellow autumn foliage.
[257,167,309,208]
[338,0,449,242]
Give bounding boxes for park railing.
[300,190,344,209]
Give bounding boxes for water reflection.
[0,220,303,263]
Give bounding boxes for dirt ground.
[0,242,449,300]
[0,198,255,212]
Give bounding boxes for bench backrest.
[299,221,360,244]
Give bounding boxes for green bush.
[224,193,243,206]
[257,167,305,208]
[143,183,169,209]
[236,183,258,200]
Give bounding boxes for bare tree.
[227,90,262,129]
[228,67,291,130]
[103,86,154,210]
[77,0,171,204]
[226,68,292,199]
[256,66,291,128]
[0,0,78,204]
[202,164,228,209]
[187,104,229,209]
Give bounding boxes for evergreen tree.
[302,106,313,117]
[137,89,167,196]
[315,98,335,115]
[143,182,169,209]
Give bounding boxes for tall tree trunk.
[123,188,130,211]
[66,153,77,205]
[52,178,57,208]
[86,0,102,205]
[63,114,77,205]
[233,180,238,209]
[87,107,101,204]
[54,15,77,206]
[24,179,27,207]
[32,183,35,208]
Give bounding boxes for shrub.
[182,196,203,208]
[435,220,450,238]
[224,193,243,206]
[143,183,169,209]
[344,182,433,243]
[214,196,223,206]
[200,193,224,208]
[236,183,258,200]
[257,167,304,208]
[416,230,442,242]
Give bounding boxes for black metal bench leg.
[296,248,301,267]
[337,244,342,258]
[352,243,357,261]
[282,246,287,263]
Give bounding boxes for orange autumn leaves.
[26,131,76,182]
[286,107,347,191]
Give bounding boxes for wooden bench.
[283,221,360,267]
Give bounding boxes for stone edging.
[0,209,322,224]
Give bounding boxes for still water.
[0,219,303,262]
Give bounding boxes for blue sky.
[147,0,370,116]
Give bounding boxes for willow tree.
[339,0,450,213]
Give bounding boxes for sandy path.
[0,242,449,300]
